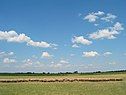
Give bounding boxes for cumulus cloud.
[0,51,16,64]
[84,11,118,24]
[70,54,75,56]
[8,34,31,43]
[84,14,98,22]
[0,52,6,58]
[32,55,38,59]
[0,30,57,48]
[41,52,52,58]
[22,57,43,68]
[50,60,69,68]
[111,22,124,31]
[72,36,92,45]
[89,22,124,40]
[101,13,117,22]
[108,62,116,65]
[94,24,99,26]
[60,60,69,64]
[50,63,63,68]
[84,11,124,40]
[23,59,32,65]
[93,11,104,16]
[27,40,50,48]
[0,30,30,42]
[0,51,14,58]
[72,44,79,48]
[78,13,82,17]
[84,11,104,22]
[3,58,16,64]
[103,52,112,56]
[82,51,99,57]
[8,52,14,56]
[89,29,119,39]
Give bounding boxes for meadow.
[0,72,126,95]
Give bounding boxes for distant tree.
[27,72,32,74]
[47,72,50,74]
[42,72,46,74]
[96,71,101,73]
[74,71,78,74]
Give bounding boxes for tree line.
[0,70,125,76]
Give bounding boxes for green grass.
[0,73,126,95]
[0,81,126,95]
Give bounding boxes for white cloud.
[50,60,69,68]
[70,54,75,56]
[3,58,16,64]
[84,11,104,22]
[82,51,99,57]
[50,63,63,68]
[0,51,14,58]
[0,30,57,48]
[101,13,117,22]
[72,44,79,48]
[94,11,104,16]
[60,60,69,64]
[103,52,112,56]
[32,55,38,59]
[8,52,14,56]
[27,40,50,48]
[0,31,18,40]
[84,11,118,23]
[108,62,116,65]
[51,61,54,64]
[22,58,44,68]
[94,24,99,26]
[89,22,124,40]
[72,36,92,45]
[89,29,119,39]
[41,52,52,58]
[8,33,31,43]
[111,22,124,31]
[84,14,98,22]
[0,52,6,57]
[78,13,82,17]
[0,30,30,42]
[23,59,32,65]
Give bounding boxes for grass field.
[0,72,126,95]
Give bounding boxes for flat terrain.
[0,72,126,95]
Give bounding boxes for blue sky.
[0,0,126,73]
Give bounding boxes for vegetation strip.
[0,78,123,83]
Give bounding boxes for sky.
[0,0,126,73]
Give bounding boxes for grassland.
[0,72,126,95]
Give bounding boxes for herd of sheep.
[0,78,123,83]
